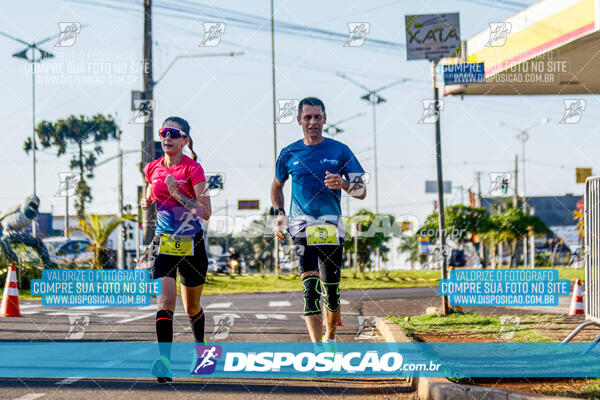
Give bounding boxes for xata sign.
[224,351,403,373]
[405,13,461,61]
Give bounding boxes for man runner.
[271,97,366,343]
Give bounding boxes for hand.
[274,212,288,241]
[324,171,345,190]
[165,174,179,195]
[141,197,153,210]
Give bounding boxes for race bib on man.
[306,225,338,246]
[159,234,194,256]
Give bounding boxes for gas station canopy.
[444,0,600,95]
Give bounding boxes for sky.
[1,0,597,228]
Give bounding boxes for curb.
[376,318,577,400]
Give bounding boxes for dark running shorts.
[291,229,343,283]
[150,231,208,287]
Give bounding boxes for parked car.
[449,249,467,267]
[43,237,93,267]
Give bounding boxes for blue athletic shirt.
[275,138,365,221]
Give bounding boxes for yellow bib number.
[159,234,194,256]
[306,225,338,246]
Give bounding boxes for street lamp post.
[336,73,410,214]
[336,73,409,272]
[0,31,59,237]
[497,117,549,267]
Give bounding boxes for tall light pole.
[323,112,366,217]
[497,117,549,267]
[0,31,58,237]
[497,118,549,212]
[336,73,410,214]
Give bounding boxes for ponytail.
[188,135,198,161]
[163,116,196,161]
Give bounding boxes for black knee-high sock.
[188,309,205,343]
[156,310,174,359]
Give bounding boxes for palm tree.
[398,234,420,269]
[73,214,134,269]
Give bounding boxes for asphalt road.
[0,287,434,399]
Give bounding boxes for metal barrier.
[562,176,600,352]
[586,177,600,323]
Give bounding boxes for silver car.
[43,237,93,267]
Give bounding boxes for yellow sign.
[573,210,585,238]
[576,168,592,183]
[398,221,413,232]
[159,234,194,256]
[306,225,338,246]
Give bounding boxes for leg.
[156,276,177,358]
[179,231,209,343]
[302,271,323,342]
[294,233,322,342]
[181,283,205,342]
[318,243,343,341]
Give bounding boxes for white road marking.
[99,313,131,319]
[206,302,232,309]
[118,312,156,323]
[20,311,40,315]
[55,377,85,385]
[46,312,88,316]
[341,299,350,305]
[19,304,42,309]
[136,305,156,310]
[268,301,291,307]
[255,314,288,320]
[12,393,45,400]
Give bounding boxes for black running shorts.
[150,231,208,287]
[291,229,342,284]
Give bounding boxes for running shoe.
[151,355,172,383]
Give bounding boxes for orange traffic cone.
[569,279,584,316]
[1,264,22,317]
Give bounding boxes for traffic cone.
[569,279,585,316]
[0,264,22,317]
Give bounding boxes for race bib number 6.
[306,225,338,246]
[159,234,194,256]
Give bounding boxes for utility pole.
[117,122,125,269]
[475,171,482,207]
[270,0,280,276]
[431,61,448,315]
[513,154,519,208]
[64,194,69,237]
[141,0,155,245]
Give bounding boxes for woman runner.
[141,116,212,383]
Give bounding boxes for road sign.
[238,200,259,210]
[443,62,485,85]
[206,174,224,190]
[426,180,452,193]
[576,168,592,183]
[577,199,584,210]
[405,13,461,61]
